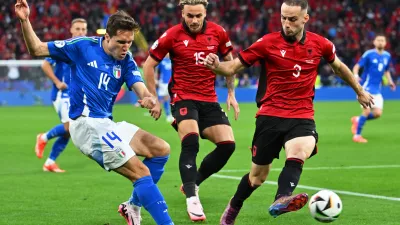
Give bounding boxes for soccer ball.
[309,190,342,223]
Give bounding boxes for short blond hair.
[179,0,208,8]
[71,18,87,25]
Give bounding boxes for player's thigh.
[249,162,271,186]
[284,119,318,160]
[202,124,234,143]
[69,117,136,171]
[171,100,200,139]
[251,116,285,165]
[284,136,316,160]
[198,102,231,140]
[129,129,170,158]
[113,155,150,182]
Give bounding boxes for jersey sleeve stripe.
[238,53,251,67]
[149,52,162,62]
[220,48,233,57]
[66,37,99,45]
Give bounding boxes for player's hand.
[227,92,240,120]
[56,82,68,90]
[357,90,374,108]
[138,96,156,110]
[15,0,30,21]
[149,100,162,120]
[204,53,220,70]
[389,82,396,91]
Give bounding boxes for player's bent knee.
[287,149,309,161]
[131,160,151,182]
[249,174,266,186]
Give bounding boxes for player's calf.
[196,141,235,186]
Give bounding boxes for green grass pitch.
[1,101,399,225]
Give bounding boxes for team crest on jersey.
[307,48,313,56]
[113,65,122,79]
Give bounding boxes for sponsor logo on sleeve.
[54,40,66,48]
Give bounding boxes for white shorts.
[158,82,169,97]
[53,95,71,123]
[69,116,139,171]
[360,93,383,109]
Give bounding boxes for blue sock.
[133,176,173,225]
[49,136,69,161]
[46,124,67,140]
[356,115,367,135]
[130,156,169,207]
[367,112,375,120]
[163,101,171,117]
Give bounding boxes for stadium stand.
[1,0,398,87]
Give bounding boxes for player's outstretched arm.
[131,82,161,120]
[330,55,374,108]
[222,53,240,120]
[352,63,361,82]
[384,71,396,91]
[143,56,160,97]
[204,53,245,77]
[41,60,67,90]
[15,0,49,56]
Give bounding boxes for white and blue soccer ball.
[309,190,343,223]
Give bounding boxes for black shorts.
[171,100,231,138]
[251,115,318,165]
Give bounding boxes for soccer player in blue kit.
[15,1,174,224]
[35,18,87,173]
[157,54,174,122]
[351,34,396,143]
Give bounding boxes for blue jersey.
[158,58,171,84]
[358,49,391,94]
[44,57,71,101]
[47,36,143,119]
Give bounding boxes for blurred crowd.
[1,0,399,88]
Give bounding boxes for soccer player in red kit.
[143,0,240,222]
[204,0,374,224]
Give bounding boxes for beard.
[282,29,299,43]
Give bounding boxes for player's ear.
[303,13,309,24]
[105,33,110,42]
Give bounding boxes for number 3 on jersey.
[293,64,302,77]
[194,52,205,65]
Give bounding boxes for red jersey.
[149,21,233,103]
[238,31,336,119]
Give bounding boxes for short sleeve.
[124,52,144,90]
[47,39,81,64]
[385,55,391,72]
[218,27,233,57]
[321,38,336,63]
[149,31,172,62]
[238,37,268,67]
[357,51,369,67]
[44,57,56,66]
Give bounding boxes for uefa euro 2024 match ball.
[309,190,343,223]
